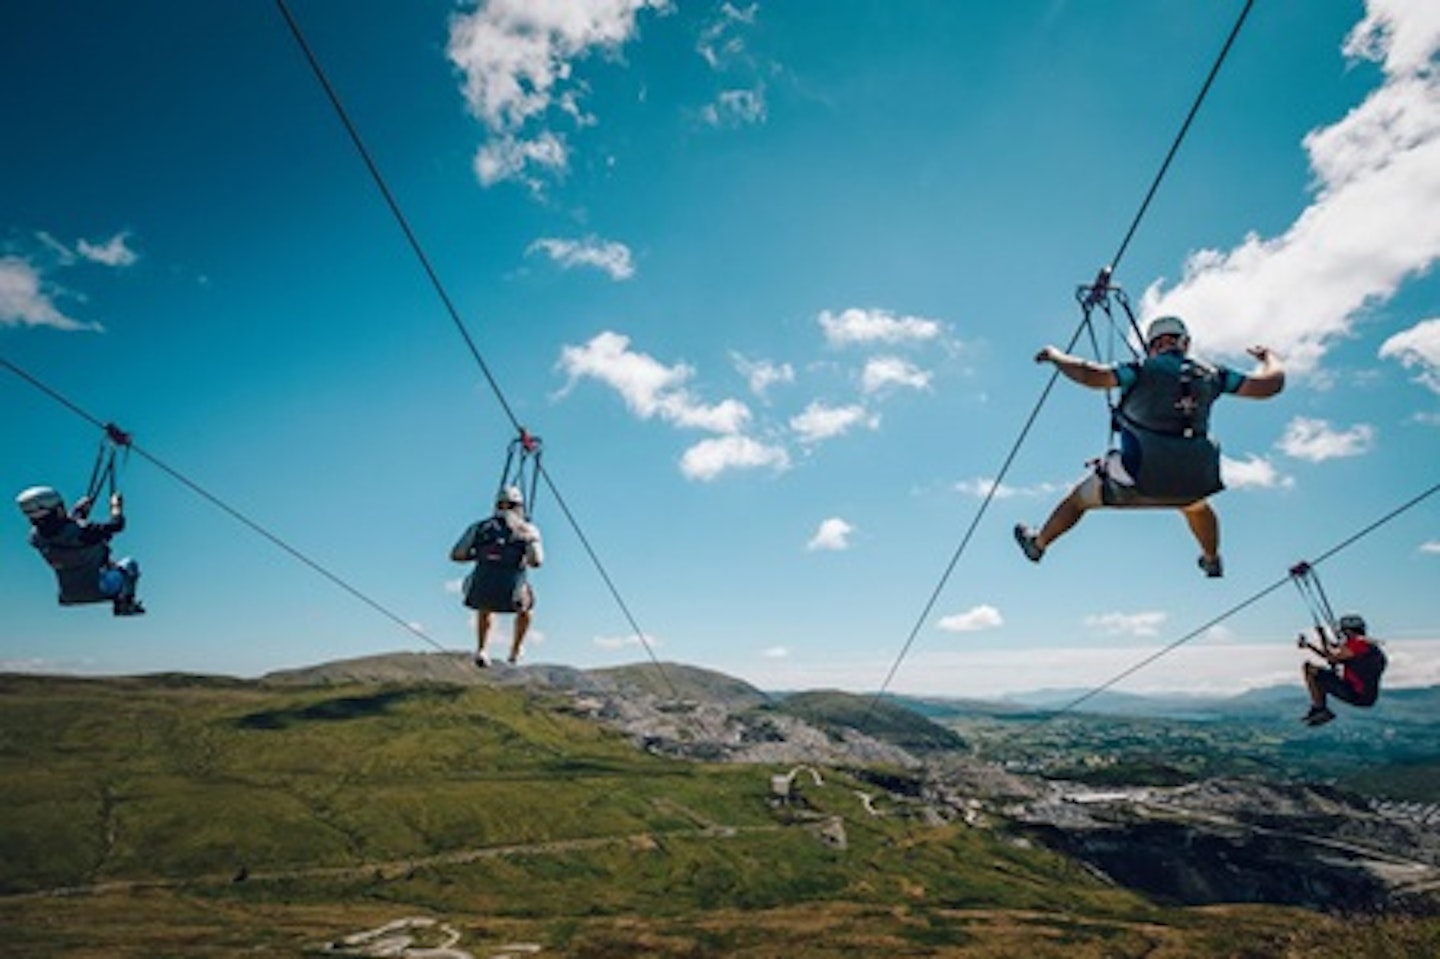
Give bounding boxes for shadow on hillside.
[234,688,460,730]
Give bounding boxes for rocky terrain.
[263,652,1440,915]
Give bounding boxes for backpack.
[472,515,529,570]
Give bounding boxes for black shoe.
[1198,555,1223,578]
[1014,524,1044,563]
[1303,706,1335,727]
[113,599,146,617]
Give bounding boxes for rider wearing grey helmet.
[1299,612,1385,726]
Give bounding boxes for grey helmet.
[16,486,63,520]
[1338,613,1367,635]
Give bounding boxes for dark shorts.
[463,571,534,614]
[1316,669,1377,707]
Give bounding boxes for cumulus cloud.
[528,235,635,280]
[937,604,1004,633]
[789,401,879,444]
[1380,317,1440,393]
[818,308,942,347]
[806,517,853,551]
[861,356,931,394]
[447,0,671,189]
[1221,453,1294,489]
[680,434,789,481]
[1084,611,1168,638]
[0,256,100,332]
[1277,416,1376,461]
[558,331,751,433]
[1141,1,1440,374]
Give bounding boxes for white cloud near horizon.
[1141,1,1440,376]
[1084,611,1168,638]
[447,0,671,189]
[1380,316,1440,393]
[861,356,931,394]
[762,645,789,659]
[595,631,662,651]
[1277,416,1376,461]
[806,517,853,551]
[528,236,635,280]
[937,604,1004,633]
[1421,540,1440,554]
[789,401,879,444]
[818,308,942,347]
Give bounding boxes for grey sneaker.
[1013,524,1044,563]
[1198,554,1223,578]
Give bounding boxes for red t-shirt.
[1341,636,1374,694]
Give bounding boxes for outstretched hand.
[1246,345,1273,362]
[1035,345,1061,364]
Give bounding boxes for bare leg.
[1181,499,1220,562]
[1303,662,1326,708]
[509,610,531,664]
[476,610,493,662]
[1036,487,1089,550]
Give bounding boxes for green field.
[3,672,1438,957]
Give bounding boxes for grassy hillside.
[2,671,1438,957]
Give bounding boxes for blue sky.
[3,0,1438,699]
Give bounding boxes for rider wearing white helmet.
[450,484,544,667]
[16,484,144,615]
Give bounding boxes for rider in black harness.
[17,485,145,616]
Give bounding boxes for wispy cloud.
[731,352,794,397]
[701,88,766,127]
[1221,453,1294,489]
[0,256,100,332]
[1380,316,1440,393]
[818,308,942,347]
[680,434,789,481]
[954,477,1062,499]
[762,645,789,659]
[1277,416,1376,462]
[528,236,635,280]
[806,517,853,551]
[447,0,671,190]
[77,232,138,267]
[1142,2,1440,375]
[697,3,768,128]
[558,331,751,433]
[861,356,931,394]
[595,631,661,651]
[789,401,878,444]
[1421,540,1440,555]
[1084,611,1168,638]
[937,604,1004,633]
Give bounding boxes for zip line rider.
[16,486,145,616]
[451,484,544,667]
[1015,315,1285,577]
[1298,613,1385,727]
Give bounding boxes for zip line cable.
[860,0,1259,722]
[272,0,677,697]
[1038,477,1440,723]
[1,355,448,654]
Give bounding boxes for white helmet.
[16,486,63,520]
[1145,315,1189,346]
[497,485,524,508]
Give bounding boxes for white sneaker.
[473,651,491,669]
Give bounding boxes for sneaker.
[1303,706,1335,727]
[473,651,491,669]
[1013,524,1044,563]
[112,599,146,617]
[1198,554,1223,578]
[506,653,521,666]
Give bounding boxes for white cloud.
[528,235,635,280]
[762,645,789,659]
[937,605,1004,633]
[76,232,138,267]
[1380,316,1440,393]
[701,87,767,127]
[0,256,100,332]
[680,434,789,481]
[1221,453,1293,489]
[731,353,795,397]
[448,0,671,188]
[696,4,767,127]
[697,2,756,69]
[1277,416,1376,461]
[1421,540,1440,554]
[789,401,879,444]
[558,331,751,433]
[594,631,661,651]
[1141,1,1440,375]
[806,517,853,551]
[954,477,1062,499]
[861,356,931,394]
[818,308,942,347]
[1084,611,1168,638]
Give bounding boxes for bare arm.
[1035,346,1119,389]
[1234,346,1285,399]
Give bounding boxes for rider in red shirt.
[1299,613,1385,727]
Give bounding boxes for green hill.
[2,670,1437,957]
